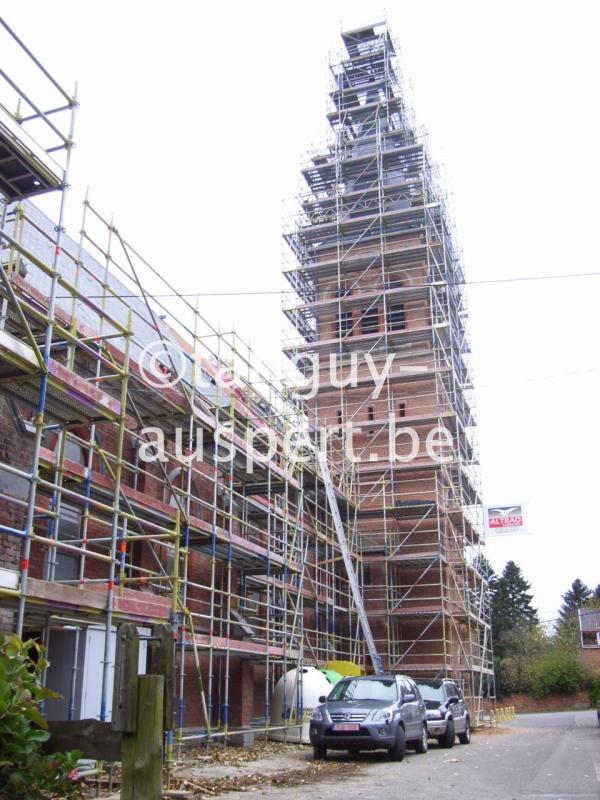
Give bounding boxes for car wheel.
[438,718,455,748]
[388,725,406,761]
[313,743,327,760]
[413,723,429,754]
[458,718,471,744]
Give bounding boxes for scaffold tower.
[283,21,494,718]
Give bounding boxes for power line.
[55,268,600,300]
[477,366,600,389]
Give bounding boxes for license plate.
[333,723,360,732]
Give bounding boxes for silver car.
[415,679,471,748]
[309,674,428,761]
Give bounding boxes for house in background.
[579,608,600,671]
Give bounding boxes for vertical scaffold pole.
[99,307,131,721]
[16,87,77,636]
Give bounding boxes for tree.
[497,624,550,695]
[476,554,497,586]
[470,554,496,615]
[491,561,538,659]
[592,584,600,602]
[557,579,592,638]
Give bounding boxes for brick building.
[0,19,494,738]
[282,23,494,712]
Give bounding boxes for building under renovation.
[0,18,493,742]
[283,22,493,707]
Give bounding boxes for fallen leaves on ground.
[169,758,358,798]
[474,726,511,736]
[180,741,301,769]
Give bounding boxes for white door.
[80,626,149,721]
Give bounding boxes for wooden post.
[112,623,139,733]
[151,623,175,731]
[121,675,164,800]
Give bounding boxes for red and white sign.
[484,505,527,537]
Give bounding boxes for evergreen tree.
[476,554,497,585]
[491,560,538,658]
[468,554,496,620]
[557,579,592,636]
[592,584,600,602]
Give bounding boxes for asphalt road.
[218,710,600,800]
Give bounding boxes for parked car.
[309,674,428,761]
[597,699,600,726]
[415,678,471,748]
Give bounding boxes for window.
[337,311,353,338]
[401,680,415,698]
[387,303,406,331]
[417,681,445,704]
[329,678,398,702]
[243,590,261,613]
[398,401,406,418]
[64,438,85,465]
[53,504,80,581]
[360,306,379,334]
[367,405,376,435]
[166,544,182,578]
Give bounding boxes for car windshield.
[329,678,398,702]
[416,682,446,703]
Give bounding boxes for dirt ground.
[167,740,361,798]
[169,725,513,793]
[84,727,512,799]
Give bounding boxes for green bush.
[0,632,82,799]
[495,625,551,696]
[530,650,587,698]
[590,673,600,706]
[498,655,535,695]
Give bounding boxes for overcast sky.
[4,0,600,620]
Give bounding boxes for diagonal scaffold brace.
[315,448,383,675]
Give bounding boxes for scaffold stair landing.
[316,448,383,675]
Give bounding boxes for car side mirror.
[403,692,416,702]
[447,696,459,703]
[318,695,327,704]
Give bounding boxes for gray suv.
[415,679,471,748]
[309,674,428,761]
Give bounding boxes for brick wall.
[582,648,600,673]
[0,397,34,632]
[505,690,591,713]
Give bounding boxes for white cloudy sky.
[4,0,600,619]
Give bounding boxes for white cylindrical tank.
[269,666,337,744]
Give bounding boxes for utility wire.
[54,269,600,300]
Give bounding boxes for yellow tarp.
[325,660,363,677]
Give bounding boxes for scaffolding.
[0,17,370,744]
[282,22,495,719]
[0,16,494,748]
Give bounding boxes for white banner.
[484,504,528,537]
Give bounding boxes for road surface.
[214,710,600,800]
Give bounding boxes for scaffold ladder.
[315,449,383,675]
